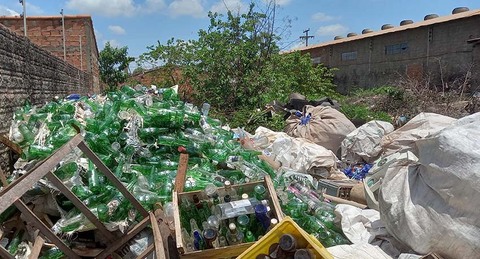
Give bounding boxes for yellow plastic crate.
[237,217,333,259]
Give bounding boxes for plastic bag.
[341,120,394,163]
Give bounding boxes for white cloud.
[0,5,20,16]
[274,0,292,6]
[142,0,167,13]
[168,0,205,18]
[67,0,136,17]
[103,39,121,48]
[210,0,246,14]
[67,0,165,17]
[290,41,305,50]
[316,24,348,37]
[312,12,336,22]
[261,0,291,6]
[94,29,103,41]
[108,25,126,35]
[25,2,44,15]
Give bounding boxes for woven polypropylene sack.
[378,113,480,258]
[284,105,356,153]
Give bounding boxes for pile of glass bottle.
[278,182,350,247]
[7,85,275,235]
[7,85,350,257]
[179,181,278,251]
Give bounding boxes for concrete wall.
[0,15,101,93]
[302,13,480,93]
[0,24,93,173]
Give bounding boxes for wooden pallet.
[0,134,167,259]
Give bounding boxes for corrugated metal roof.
[288,9,480,53]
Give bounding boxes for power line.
[280,38,303,51]
[299,28,314,47]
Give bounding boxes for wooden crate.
[172,175,284,259]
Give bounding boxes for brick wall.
[0,24,93,173]
[0,15,101,93]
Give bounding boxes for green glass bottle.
[245,230,255,242]
[95,204,110,222]
[138,127,170,142]
[18,123,35,144]
[87,161,105,194]
[72,185,93,200]
[253,184,266,200]
[0,205,18,224]
[54,162,78,180]
[236,214,250,233]
[39,247,64,259]
[7,230,24,255]
[156,135,189,147]
[49,125,77,149]
[23,144,54,160]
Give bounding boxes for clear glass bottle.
[226,223,244,245]
[214,198,268,219]
[224,180,238,201]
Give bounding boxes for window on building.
[385,42,408,55]
[311,56,322,64]
[341,51,357,61]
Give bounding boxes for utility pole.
[19,0,27,36]
[61,9,66,61]
[299,28,314,47]
[79,35,83,70]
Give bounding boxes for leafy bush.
[138,3,337,133]
[340,103,393,123]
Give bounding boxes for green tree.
[99,42,135,91]
[139,1,337,129]
[138,38,193,86]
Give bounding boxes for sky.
[1,0,480,68]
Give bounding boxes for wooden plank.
[323,194,367,209]
[13,200,80,259]
[136,244,154,259]
[0,134,22,155]
[95,215,152,259]
[178,243,254,259]
[0,134,83,214]
[172,191,184,255]
[45,172,116,242]
[264,175,284,221]
[77,141,149,219]
[29,236,45,259]
[0,168,9,186]
[150,212,166,259]
[0,245,14,259]
[175,153,189,193]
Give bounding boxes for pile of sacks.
[251,105,480,258]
